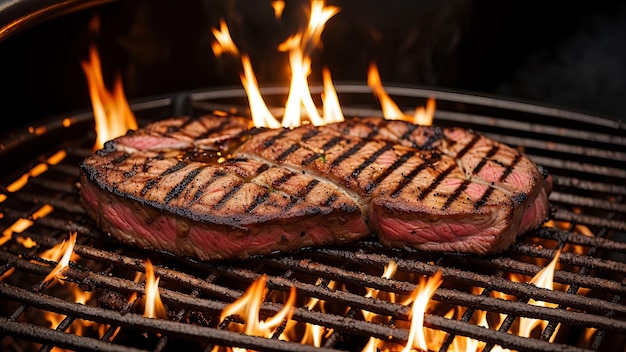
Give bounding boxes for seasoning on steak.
[79,114,552,260]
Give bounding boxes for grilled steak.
[79,114,552,260]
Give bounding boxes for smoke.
[498,5,626,119]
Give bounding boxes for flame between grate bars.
[1,85,625,352]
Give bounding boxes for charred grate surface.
[0,86,625,352]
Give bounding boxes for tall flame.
[143,259,167,319]
[402,271,443,352]
[367,62,405,120]
[240,55,281,129]
[321,67,344,124]
[518,248,564,339]
[209,0,435,129]
[277,0,339,127]
[280,37,323,127]
[211,0,345,128]
[81,45,137,149]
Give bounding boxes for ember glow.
[65,2,600,350]
[4,150,65,196]
[82,45,137,149]
[1,204,53,246]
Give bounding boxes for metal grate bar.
[1,86,625,351]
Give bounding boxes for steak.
[79,114,552,260]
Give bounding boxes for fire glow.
[73,1,584,350]
[40,232,78,284]
[142,259,167,320]
[215,275,296,350]
[210,0,433,129]
[82,44,137,149]
[36,232,116,345]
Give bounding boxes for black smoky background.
[1,0,625,134]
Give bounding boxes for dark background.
[1,0,625,134]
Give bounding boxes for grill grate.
[1,85,625,352]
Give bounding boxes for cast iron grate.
[0,85,625,351]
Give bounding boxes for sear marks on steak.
[79,114,552,260]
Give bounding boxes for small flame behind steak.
[79,115,552,261]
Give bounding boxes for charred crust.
[511,192,528,207]
[97,141,118,156]
[80,115,551,259]
[246,126,269,136]
[420,125,444,150]
[537,165,550,179]
[166,125,180,134]
[339,203,359,214]
[123,171,136,178]
[141,179,158,196]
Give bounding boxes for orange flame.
[368,62,435,126]
[518,248,564,340]
[361,267,445,352]
[209,1,435,129]
[211,19,240,57]
[452,308,490,352]
[271,0,285,19]
[290,294,326,347]
[362,260,399,352]
[81,45,137,150]
[42,232,77,283]
[219,275,296,341]
[414,96,436,126]
[367,62,405,120]
[281,278,338,347]
[280,36,323,127]
[279,0,339,127]
[211,0,346,129]
[143,259,167,319]
[321,67,344,124]
[240,55,281,129]
[402,271,443,352]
